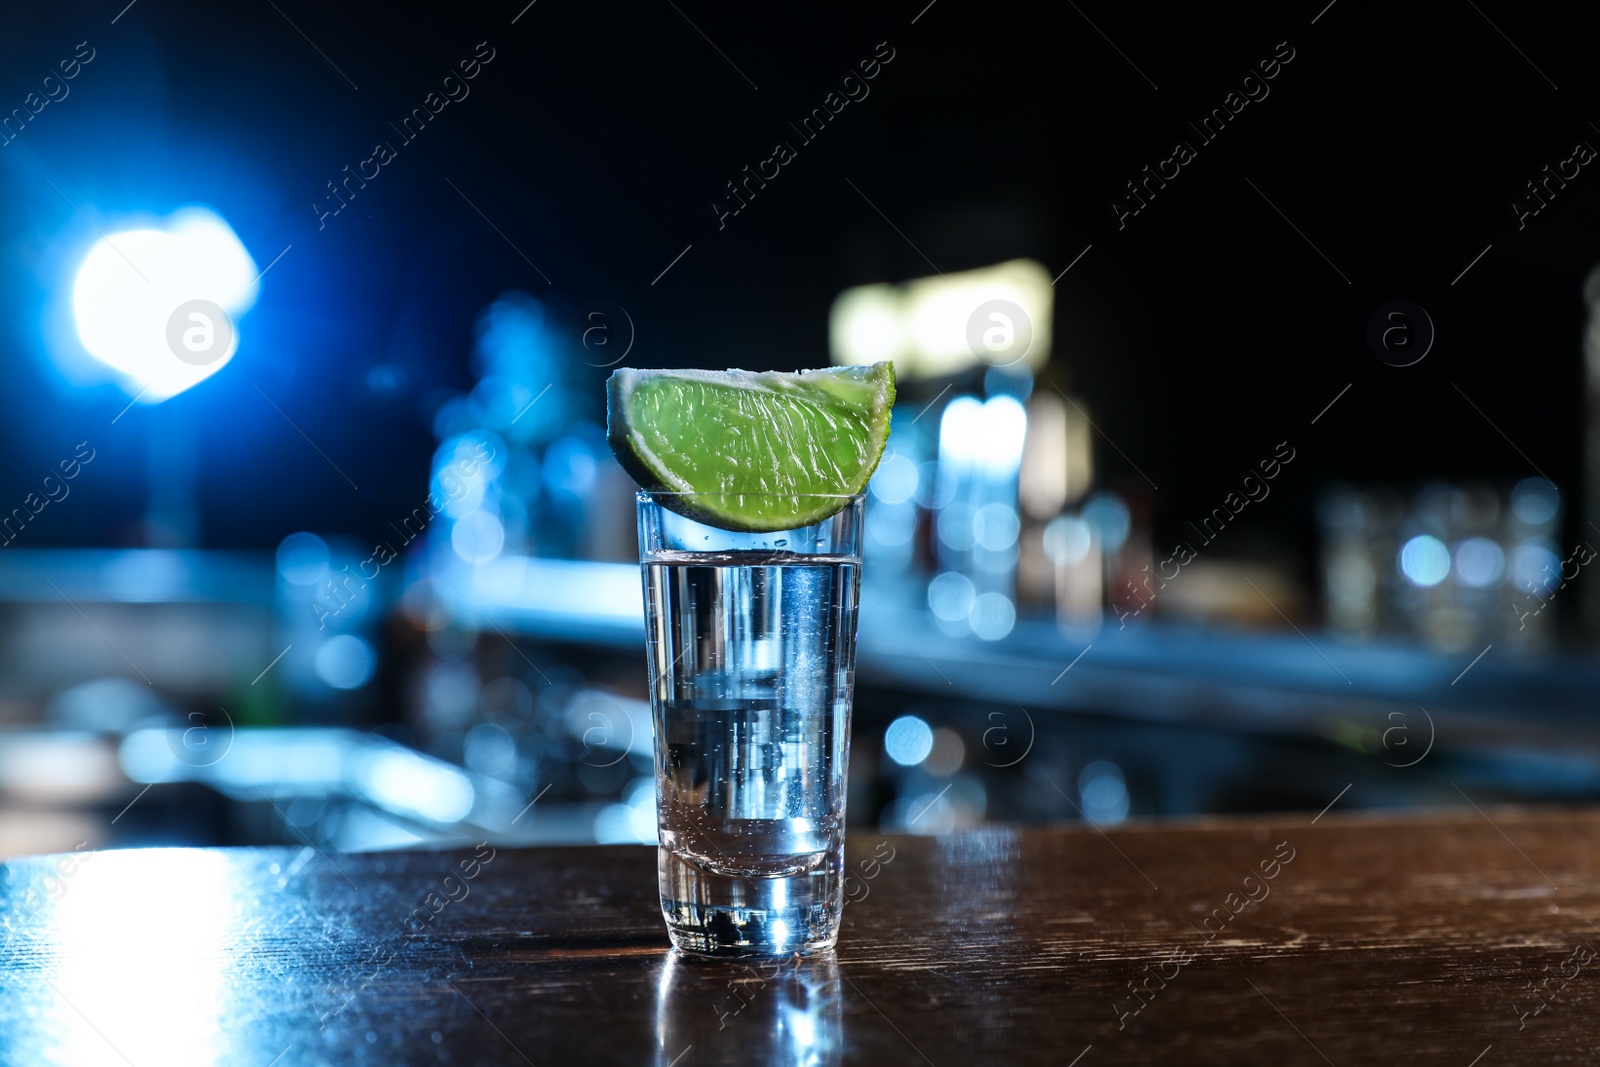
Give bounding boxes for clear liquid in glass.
[645,550,858,956]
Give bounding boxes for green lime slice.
[607,362,896,532]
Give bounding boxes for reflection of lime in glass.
[607,362,895,532]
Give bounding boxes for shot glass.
[637,492,864,956]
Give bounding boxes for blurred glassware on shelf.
[932,390,1027,639]
[858,362,1118,637]
[424,290,635,572]
[277,532,382,718]
[1036,489,1143,634]
[1317,478,1569,651]
[834,258,1158,639]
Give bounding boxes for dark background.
[0,0,1594,565]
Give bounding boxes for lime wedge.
[607,362,895,532]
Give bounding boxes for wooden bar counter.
[3,808,1597,1065]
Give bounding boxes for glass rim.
[636,490,865,501]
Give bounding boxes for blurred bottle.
[427,291,627,566]
[1319,486,1398,639]
[1043,510,1102,630]
[1017,386,1092,608]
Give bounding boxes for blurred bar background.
[2,1,1599,859]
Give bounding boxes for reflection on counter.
[656,950,842,1067]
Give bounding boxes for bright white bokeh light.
[1454,537,1505,588]
[884,715,934,766]
[829,261,1053,377]
[357,746,475,823]
[72,208,257,402]
[937,393,1028,487]
[977,395,1028,480]
[1399,535,1451,587]
[829,284,902,365]
[938,396,983,474]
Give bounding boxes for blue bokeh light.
[884,715,934,766]
[314,635,375,690]
[275,532,330,586]
[1082,493,1130,553]
[1078,760,1130,825]
[1399,535,1451,587]
[1454,537,1505,588]
[1512,539,1562,595]
[1510,478,1560,526]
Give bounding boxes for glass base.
[658,848,841,957]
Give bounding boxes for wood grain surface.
[4,807,1598,1065]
